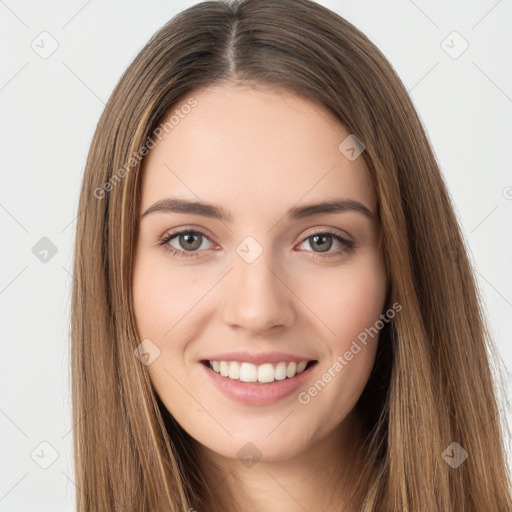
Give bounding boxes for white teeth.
[208,359,312,383]
[257,363,274,383]
[274,362,287,381]
[297,361,307,373]
[219,361,229,377]
[240,362,258,382]
[228,361,240,380]
[286,362,297,378]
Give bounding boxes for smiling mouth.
[200,359,318,384]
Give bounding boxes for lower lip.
[199,361,318,405]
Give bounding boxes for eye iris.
[180,232,202,251]
[311,234,332,252]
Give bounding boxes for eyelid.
[157,225,216,246]
[300,226,354,243]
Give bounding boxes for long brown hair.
[71,0,512,510]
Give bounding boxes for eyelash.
[157,228,356,260]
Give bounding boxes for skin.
[132,82,387,511]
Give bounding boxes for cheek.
[132,253,210,339]
[295,254,387,346]
[132,257,199,406]
[297,278,386,428]
[298,257,386,416]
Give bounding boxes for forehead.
[139,83,376,218]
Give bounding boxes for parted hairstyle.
[70,0,512,510]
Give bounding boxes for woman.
[71,0,512,510]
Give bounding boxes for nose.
[221,248,296,335]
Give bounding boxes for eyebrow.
[140,197,375,222]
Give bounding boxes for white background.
[1,0,511,510]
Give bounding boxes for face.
[132,82,387,464]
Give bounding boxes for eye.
[296,230,356,259]
[158,229,215,259]
[158,228,356,259]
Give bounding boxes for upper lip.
[200,351,317,365]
